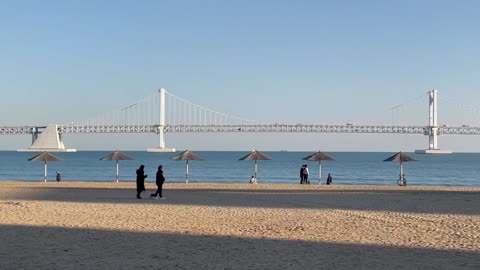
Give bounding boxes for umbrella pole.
[186,160,189,183]
[44,161,47,182]
[400,161,403,184]
[116,160,119,183]
[254,160,257,181]
[318,160,322,185]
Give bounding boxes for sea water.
[0,151,479,187]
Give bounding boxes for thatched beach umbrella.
[100,150,133,183]
[171,150,204,183]
[383,151,416,185]
[303,151,336,185]
[28,151,63,182]
[239,150,271,181]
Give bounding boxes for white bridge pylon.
[148,88,174,152]
[1,88,478,153]
[414,89,451,154]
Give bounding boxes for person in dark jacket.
[303,164,310,184]
[326,173,333,185]
[136,165,148,199]
[299,165,305,184]
[151,165,166,199]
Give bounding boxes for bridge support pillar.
[415,89,452,154]
[31,127,39,144]
[18,125,76,152]
[147,88,176,152]
[429,127,438,150]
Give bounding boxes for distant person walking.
[326,173,332,185]
[136,165,148,199]
[151,165,166,199]
[303,164,310,184]
[299,165,305,184]
[56,171,61,182]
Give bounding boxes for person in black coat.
[299,165,305,184]
[151,165,166,199]
[136,165,148,199]
[326,173,333,185]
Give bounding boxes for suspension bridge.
[1,89,479,153]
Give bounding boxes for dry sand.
[0,182,479,269]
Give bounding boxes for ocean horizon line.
[3,149,480,154]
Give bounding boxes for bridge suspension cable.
[439,94,480,124]
[388,91,429,125]
[63,89,264,128]
[164,90,263,126]
[65,92,161,127]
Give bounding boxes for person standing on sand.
[136,165,148,199]
[326,173,332,185]
[56,171,61,182]
[151,165,166,199]
[299,165,305,184]
[303,164,310,184]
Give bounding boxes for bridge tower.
[147,88,176,152]
[415,89,452,154]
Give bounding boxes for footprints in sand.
[1,201,24,206]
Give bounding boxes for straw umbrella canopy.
[303,151,336,185]
[28,151,63,182]
[100,150,133,183]
[170,150,204,183]
[383,151,416,183]
[238,150,272,181]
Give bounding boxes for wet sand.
[0,182,479,269]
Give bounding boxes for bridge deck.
[2,124,480,135]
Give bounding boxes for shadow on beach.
[0,224,478,270]
[2,185,479,215]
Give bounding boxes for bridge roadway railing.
[2,124,480,135]
[164,124,429,134]
[59,125,157,133]
[437,126,480,135]
[0,126,40,135]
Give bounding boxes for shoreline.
[1,180,480,191]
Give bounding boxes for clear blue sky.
[1,0,480,151]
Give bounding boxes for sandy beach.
[0,182,479,269]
